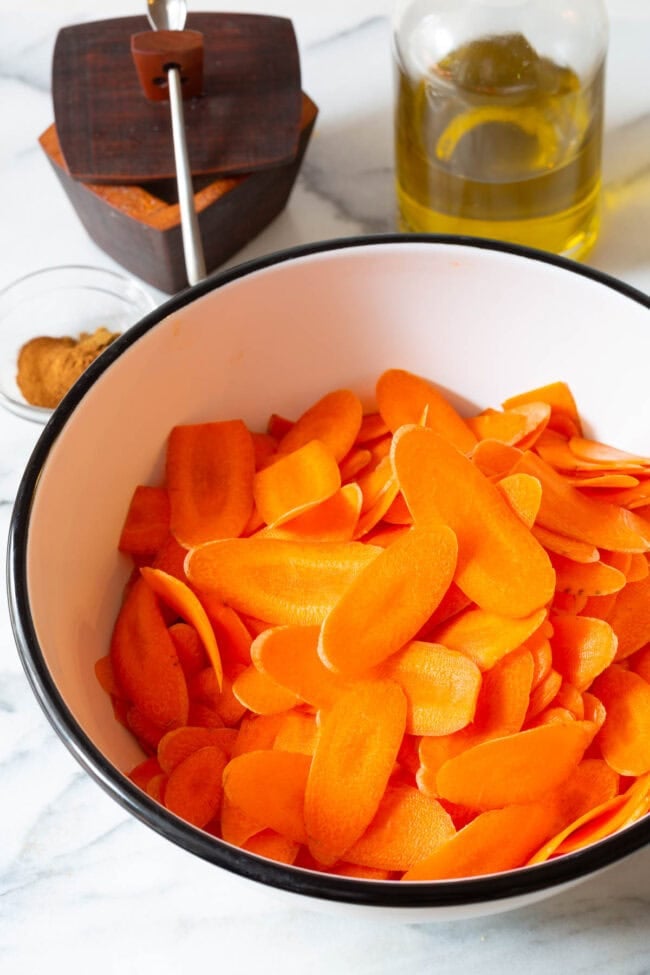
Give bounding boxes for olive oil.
[395,33,605,258]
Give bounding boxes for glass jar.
[393,0,609,259]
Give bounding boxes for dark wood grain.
[53,13,302,183]
[39,94,318,294]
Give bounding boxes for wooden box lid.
[52,13,303,184]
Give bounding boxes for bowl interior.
[13,239,650,904]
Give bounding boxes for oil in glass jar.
[393,0,609,259]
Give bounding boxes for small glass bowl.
[0,265,157,423]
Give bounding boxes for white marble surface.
[1,0,650,970]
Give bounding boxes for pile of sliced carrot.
[97,368,650,880]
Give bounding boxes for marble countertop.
[1,1,649,971]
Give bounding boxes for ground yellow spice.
[16,327,120,408]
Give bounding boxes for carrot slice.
[318,526,458,676]
[512,451,650,553]
[433,606,547,671]
[629,644,650,684]
[551,554,627,597]
[231,665,301,715]
[545,758,620,832]
[277,389,363,462]
[257,483,362,542]
[496,473,542,528]
[502,381,581,432]
[473,646,534,735]
[591,665,650,775]
[436,721,596,809]
[168,622,208,680]
[164,745,227,828]
[251,625,345,709]
[110,578,189,730]
[356,412,390,445]
[118,485,170,560]
[392,425,555,617]
[376,368,476,452]
[141,566,223,690]
[186,537,380,626]
[608,574,650,660]
[550,615,618,692]
[223,750,311,844]
[532,525,600,563]
[273,712,319,756]
[568,437,650,468]
[304,679,407,864]
[231,713,286,758]
[166,420,255,547]
[241,830,300,865]
[158,726,237,773]
[470,439,521,478]
[403,803,555,880]
[529,773,650,864]
[468,402,550,448]
[626,553,649,582]
[525,668,563,722]
[339,448,372,482]
[344,785,456,871]
[380,641,482,736]
[128,756,163,791]
[253,439,341,527]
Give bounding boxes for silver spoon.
[147,0,206,286]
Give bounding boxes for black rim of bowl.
[7,234,650,909]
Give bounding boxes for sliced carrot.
[253,439,341,527]
[527,632,553,688]
[277,389,363,462]
[436,720,596,809]
[626,553,649,582]
[319,526,458,676]
[231,713,286,758]
[392,425,555,617]
[273,711,319,756]
[470,439,521,478]
[525,668,563,722]
[502,381,581,433]
[468,402,550,448]
[241,829,300,865]
[382,491,413,526]
[118,485,170,560]
[581,592,617,622]
[551,554,626,597]
[403,803,555,880]
[496,472,542,528]
[151,534,189,580]
[376,368,476,452]
[198,594,252,671]
[570,473,640,489]
[381,641,482,736]
[164,745,227,828]
[535,435,647,476]
[529,773,650,863]
[629,644,650,684]
[417,582,472,636]
[433,606,547,671]
[158,726,237,773]
[95,654,121,698]
[550,615,618,692]
[552,681,585,720]
[512,451,650,553]
[220,793,264,846]
[231,664,301,715]
[146,773,167,803]
[339,447,372,482]
[110,578,189,730]
[187,702,226,729]
[532,524,600,563]
[128,756,163,792]
[417,727,484,797]
[267,413,293,440]
[568,437,650,468]
[251,625,345,709]
[126,706,166,752]
[166,420,255,547]
[257,483,362,542]
[168,622,208,680]
[582,691,607,729]
[362,523,410,549]
[141,566,223,690]
[356,412,390,445]
[223,749,311,844]
[344,785,455,872]
[545,758,620,833]
[609,574,650,660]
[332,863,393,880]
[186,537,380,626]
[591,665,650,775]
[473,646,534,735]
[304,679,407,864]
[250,431,278,471]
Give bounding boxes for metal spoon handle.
[167,66,206,285]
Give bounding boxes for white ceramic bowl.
[8,236,650,921]
[0,264,156,422]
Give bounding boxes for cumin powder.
[16,327,119,408]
